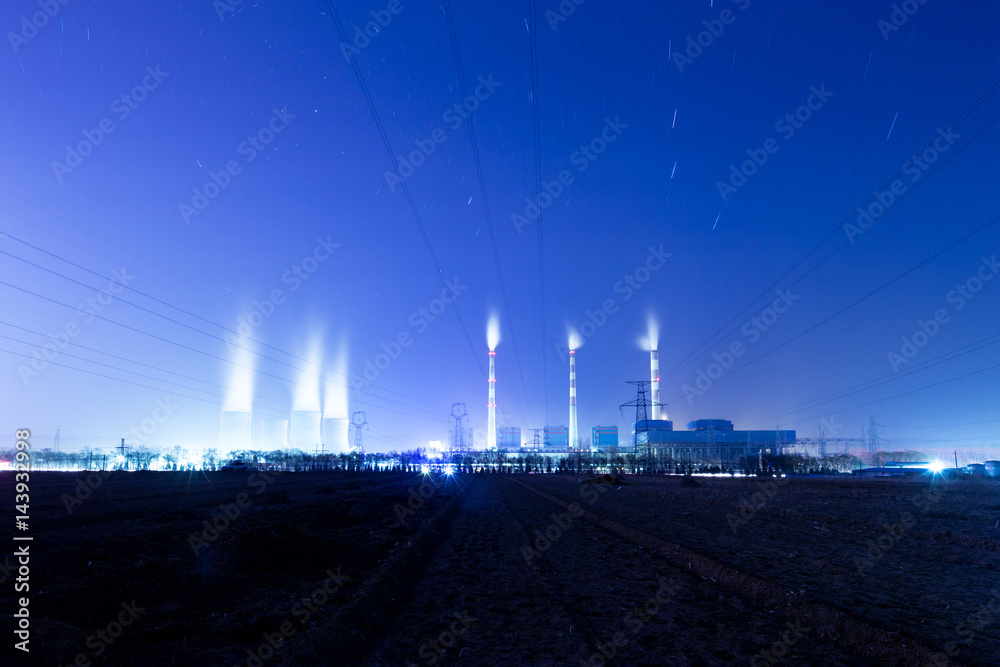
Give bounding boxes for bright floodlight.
[444,464,455,476]
[421,464,430,475]
[928,460,945,473]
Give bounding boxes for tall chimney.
[650,349,661,421]
[569,349,578,450]
[487,350,496,450]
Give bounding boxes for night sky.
[2,0,999,460]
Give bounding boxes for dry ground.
[2,471,998,666]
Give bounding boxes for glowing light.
[487,313,501,351]
[640,314,659,351]
[293,335,323,413]
[224,335,256,413]
[568,327,583,351]
[421,464,430,475]
[928,460,945,474]
[444,464,455,476]
[323,342,350,418]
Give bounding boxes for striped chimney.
[569,350,578,450]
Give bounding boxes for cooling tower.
[289,411,322,451]
[650,349,661,421]
[569,350,578,450]
[218,410,252,452]
[259,418,289,449]
[487,350,496,450]
[322,417,350,454]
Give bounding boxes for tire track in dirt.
[510,476,937,666]
[364,473,593,666]
[496,476,868,666]
[276,474,476,666]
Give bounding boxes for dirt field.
[2,471,998,666]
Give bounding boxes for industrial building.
[498,426,521,449]
[592,426,619,450]
[544,426,569,448]
[634,418,795,466]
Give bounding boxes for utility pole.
[450,403,468,451]
[530,428,542,449]
[116,438,130,470]
[868,416,889,458]
[351,412,368,455]
[620,380,652,474]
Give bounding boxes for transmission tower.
[868,416,884,455]
[450,403,468,450]
[351,411,368,455]
[530,428,542,448]
[115,437,130,470]
[620,380,652,473]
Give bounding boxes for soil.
[2,471,998,666]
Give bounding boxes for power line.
[321,0,484,380]
[0,281,448,420]
[663,79,1000,380]
[527,0,549,422]
[0,232,446,412]
[745,332,1000,426]
[662,209,1000,405]
[442,0,534,423]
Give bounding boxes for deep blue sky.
[2,0,999,460]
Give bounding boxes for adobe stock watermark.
[187,469,282,556]
[512,116,628,234]
[178,107,296,224]
[843,126,960,243]
[555,245,672,362]
[393,472,451,526]
[717,84,833,202]
[887,254,997,372]
[121,397,179,446]
[57,599,145,666]
[339,0,404,62]
[671,0,751,73]
[238,567,351,667]
[682,288,799,404]
[17,266,135,386]
[581,577,681,667]
[410,610,477,666]
[52,65,170,183]
[353,278,467,390]
[925,589,1000,667]
[726,476,788,535]
[384,74,501,192]
[545,0,586,31]
[750,620,810,667]
[224,236,340,349]
[878,0,931,42]
[853,484,943,574]
[521,477,610,565]
[212,0,257,21]
[7,0,72,54]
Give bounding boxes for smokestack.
[569,349,578,450]
[487,350,496,449]
[650,349,661,421]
